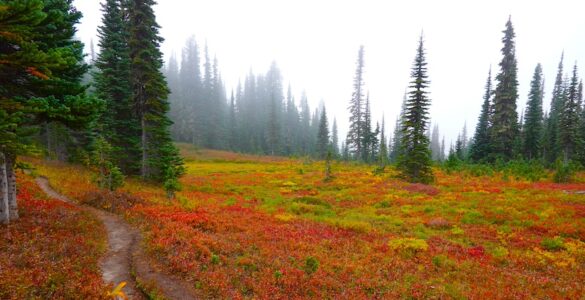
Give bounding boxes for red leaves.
[403,183,440,196]
[1,175,108,299]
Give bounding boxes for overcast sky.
[73,0,585,147]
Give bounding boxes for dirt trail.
[34,176,197,300]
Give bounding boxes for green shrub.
[541,236,565,251]
[553,160,580,183]
[304,256,319,275]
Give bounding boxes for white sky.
[74,0,585,146]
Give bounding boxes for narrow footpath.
[34,176,197,300]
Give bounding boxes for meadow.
[24,144,585,299]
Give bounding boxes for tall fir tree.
[390,91,407,163]
[361,93,373,162]
[1,0,102,223]
[94,0,141,174]
[469,67,493,162]
[128,0,184,185]
[347,46,365,160]
[559,64,582,163]
[331,118,339,156]
[522,63,544,160]
[378,116,389,166]
[316,107,330,159]
[543,54,565,164]
[490,17,519,160]
[430,123,441,160]
[397,35,434,183]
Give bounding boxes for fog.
[74,0,585,146]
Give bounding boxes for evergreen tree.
[440,136,446,161]
[430,123,441,160]
[228,91,238,150]
[522,63,544,160]
[331,118,339,156]
[316,107,330,159]
[94,0,141,174]
[127,0,184,184]
[470,68,493,162]
[378,116,389,166]
[347,46,365,160]
[180,36,203,145]
[543,54,566,164]
[490,17,519,160]
[559,64,582,163]
[397,35,434,183]
[299,92,312,154]
[266,62,283,155]
[390,92,407,163]
[0,0,101,223]
[361,93,373,162]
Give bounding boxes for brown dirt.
[34,176,197,300]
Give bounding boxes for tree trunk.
[0,152,9,224]
[6,153,18,221]
[141,116,148,179]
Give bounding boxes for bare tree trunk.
[0,152,9,224]
[6,152,17,221]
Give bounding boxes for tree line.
[0,0,183,224]
[164,39,340,159]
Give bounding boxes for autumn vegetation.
[13,145,584,299]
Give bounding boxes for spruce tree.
[331,118,339,157]
[430,123,441,160]
[361,93,373,162]
[378,117,389,167]
[94,0,141,174]
[347,46,365,160]
[559,64,582,163]
[397,35,434,183]
[316,107,330,159]
[1,0,101,223]
[490,17,519,160]
[522,63,544,160]
[228,91,238,150]
[543,54,565,164]
[390,92,407,163]
[127,0,184,184]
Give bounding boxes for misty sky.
[73,0,585,147]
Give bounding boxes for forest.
[1,0,584,299]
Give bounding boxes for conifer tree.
[128,0,184,184]
[522,63,544,160]
[228,91,238,150]
[543,54,566,164]
[331,118,339,156]
[361,93,373,162]
[430,124,441,160]
[1,0,102,223]
[470,69,494,162]
[559,64,582,163]
[94,0,141,174]
[347,46,365,160]
[378,117,389,166]
[390,92,407,163]
[316,107,330,159]
[397,35,434,183]
[490,17,519,160]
